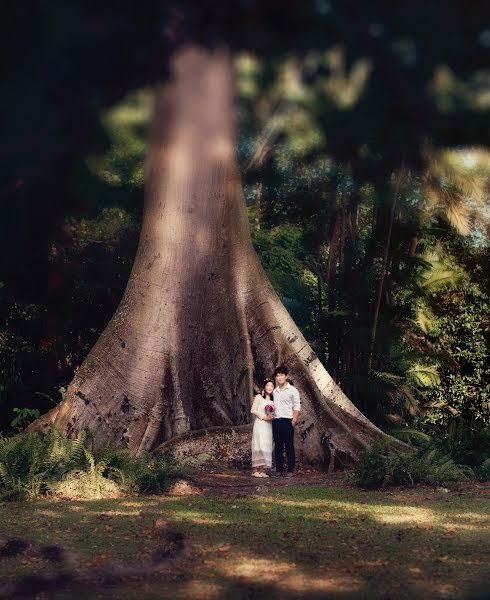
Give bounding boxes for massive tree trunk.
[30,44,407,465]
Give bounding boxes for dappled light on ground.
[217,555,364,594]
[1,484,489,599]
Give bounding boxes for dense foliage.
[0,426,195,501]
[353,419,490,487]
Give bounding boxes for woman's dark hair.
[261,378,274,400]
[273,364,289,377]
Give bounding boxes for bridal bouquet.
[264,404,275,417]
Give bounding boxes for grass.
[1,485,489,599]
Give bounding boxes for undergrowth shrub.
[352,443,472,487]
[476,458,490,482]
[0,426,202,500]
[352,421,485,488]
[398,418,490,482]
[429,418,490,475]
[95,442,202,495]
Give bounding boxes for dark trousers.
[272,418,295,473]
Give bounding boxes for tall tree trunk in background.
[325,206,341,380]
[30,44,405,464]
[254,183,263,231]
[409,236,419,257]
[366,173,402,374]
[341,187,360,380]
[316,245,326,364]
[409,195,424,257]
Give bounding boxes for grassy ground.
[1,484,489,599]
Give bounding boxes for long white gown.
[251,394,274,468]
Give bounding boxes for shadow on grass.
[0,486,489,599]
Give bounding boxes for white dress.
[251,394,274,468]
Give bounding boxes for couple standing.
[250,364,301,478]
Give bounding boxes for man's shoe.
[285,471,294,478]
[271,470,283,478]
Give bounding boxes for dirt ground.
[185,460,490,497]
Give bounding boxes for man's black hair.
[273,364,289,377]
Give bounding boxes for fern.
[49,448,122,499]
[353,437,474,488]
[432,417,490,468]
[476,458,490,482]
[390,427,432,445]
[0,426,194,501]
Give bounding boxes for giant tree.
[31,39,399,464]
[15,1,487,462]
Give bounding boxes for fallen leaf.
[153,518,168,530]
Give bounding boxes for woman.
[250,379,275,477]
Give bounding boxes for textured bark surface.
[29,44,407,465]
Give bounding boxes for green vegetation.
[1,486,488,599]
[2,419,488,501]
[0,427,194,501]
[353,442,472,488]
[353,419,490,487]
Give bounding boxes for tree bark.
[254,183,263,231]
[339,187,359,381]
[366,172,401,374]
[324,200,341,380]
[29,44,407,464]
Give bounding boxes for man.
[271,364,301,477]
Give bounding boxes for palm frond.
[413,309,436,334]
[406,364,441,387]
[390,427,432,445]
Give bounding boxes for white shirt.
[273,382,301,419]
